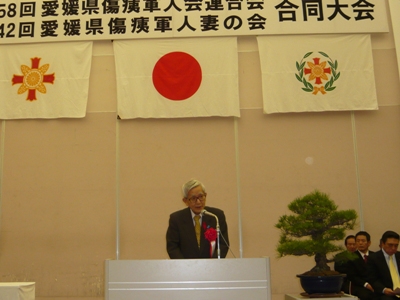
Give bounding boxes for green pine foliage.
[275,190,357,271]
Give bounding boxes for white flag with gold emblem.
[257,34,378,114]
[0,42,92,119]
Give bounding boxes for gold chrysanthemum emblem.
[296,52,340,95]
[12,57,55,101]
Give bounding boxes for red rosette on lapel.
[204,227,217,257]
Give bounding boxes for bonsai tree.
[275,190,358,274]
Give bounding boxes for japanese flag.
[257,34,378,114]
[0,41,92,119]
[113,37,240,119]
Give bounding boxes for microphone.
[201,209,236,258]
[201,209,219,223]
[202,209,220,259]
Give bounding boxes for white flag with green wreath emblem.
[257,34,378,114]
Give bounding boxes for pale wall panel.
[92,41,114,56]
[0,120,3,170]
[87,55,117,113]
[371,31,395,50]
[370,0,395,50]
[373,49,400,106]
[237,109,361,295]
[117,117,239,260]
[237,36,258,52]
[238,51,263,109]
[355,106,400,245]
[0,113,117,298]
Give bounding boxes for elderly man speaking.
[166,179,230,259]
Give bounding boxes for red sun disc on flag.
[152,51,202,101]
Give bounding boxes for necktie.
[389,255,400,290]
[364,255,368,263]
[194,215,201,247]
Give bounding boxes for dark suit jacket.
[166,206,229,259]
[334,251,352,293]
[348,251,375,288]
[367,250,400,294]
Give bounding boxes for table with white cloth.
[0,282,35,300]
[285,294,358,300]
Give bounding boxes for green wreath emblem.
[295,51,341,94]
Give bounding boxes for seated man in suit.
[367,230,400,300]
[334,235,357,293]
[346,231,375,300]
[166,179,230,259]
[344,235,358,253]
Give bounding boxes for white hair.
[182,179,206,198]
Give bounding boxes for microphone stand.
[202,209,221,259]
[216,218,220,259]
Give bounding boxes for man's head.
[182,179,207,215]
[381,230,400,256]
[345,235,357,252]
[355,231,371,253]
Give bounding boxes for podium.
[105,258,271,300]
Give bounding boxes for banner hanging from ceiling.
[0,0,389,45]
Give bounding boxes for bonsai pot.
[297,273,346,294]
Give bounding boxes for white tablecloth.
[0,282,35,300]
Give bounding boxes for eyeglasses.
[187,194,206,203]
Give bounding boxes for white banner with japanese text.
[0,0,389,45]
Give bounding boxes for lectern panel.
[105,258,271,300]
